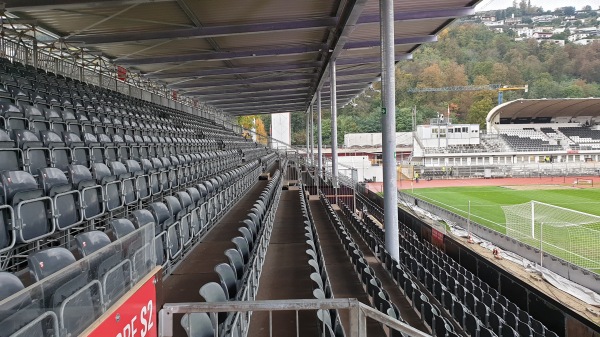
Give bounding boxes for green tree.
[467,94,496,128]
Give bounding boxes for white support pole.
[468,200,471,235]
[531,200,535,238]
[381,0,399,261]
[330,60,339,203]
[318,91,323,179]
[310,103,315,166]
[306,109,310,164]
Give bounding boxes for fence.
[159,298,431,337]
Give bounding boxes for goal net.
[574,178,594,187]
[502,201,600,272]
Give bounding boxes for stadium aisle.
[246,187,318,337]
[335,210,430,333]
[309,199,387,337]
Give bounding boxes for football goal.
[502,201,600,272]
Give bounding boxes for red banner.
[431,228,444,248]
[172,90,178,100]
[117,66,127,81]
[84,274,158,337]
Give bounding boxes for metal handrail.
[159,298,431,337]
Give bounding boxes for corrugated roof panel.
[214,28,325,50]
[188,0,336,25]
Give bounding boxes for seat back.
[181,312,214,337]
[198,282,228,324]
[75,231,112,256]
[28,247,77,282]
[111,218,136,239]
[214,263,237,300]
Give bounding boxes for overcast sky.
[475,0,600,11]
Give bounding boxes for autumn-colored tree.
[236,115,268,144]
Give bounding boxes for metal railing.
[159,298,431,337]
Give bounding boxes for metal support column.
[330,60,339,203]
[310,103,315,166]
[317,91,323,179]
[381,0,399,261]
[306,109,310,164]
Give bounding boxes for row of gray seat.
[300,182,344,337]
[321,194,408,337]
[349,199,559,337]
[0,151,248,258]
[0,58,241,140]
[0,221,155,337]
[0,157,271,337]
[181,164,285,337]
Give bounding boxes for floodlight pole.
[330,60,339,204]
[381,0,399,261]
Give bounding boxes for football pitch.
[405,185,600,272]
[406,186,600,232]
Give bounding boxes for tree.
[563,6,576,16]
[467,94,496,129]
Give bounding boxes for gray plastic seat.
[125,159,151,201]
[75,230,112,256]
[164,197,183,260]
[39,130,71,172]
[130,209,156,229]
[0,272,48,337]
[198,282,227,324]
[111,218,136,239]
[214,263,237,300]
[12,129,49,176]
[181,312,214,337]
[68,164,104,220]
[0,129,21,172]
[110,161,137,205]
[92,162,123,211]
[231,236,250,264]
[1,170,54,243]
[39,167,83,230]
[224,248,244,280]
[28,247,76,282]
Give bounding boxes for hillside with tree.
[244,21,600,145]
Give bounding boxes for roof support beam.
[70,17,337,45]
[307,0,369,109]
[148,62,322,79]
[344,35,437,50]
[4,0,174,11]
[219,99,306,109]
[116,44,327,65]
[204,87,361,103]
[357,7,474,24]
[336,53,412,66]
[183,81,368,96]
[172,74,313,89]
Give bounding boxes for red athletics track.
[365,175,600,192]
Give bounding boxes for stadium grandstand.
[0,1,597,337]
[412,98,600,179]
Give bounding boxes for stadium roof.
[4,0,478,116]
[487,98,600,126]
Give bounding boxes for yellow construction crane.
[408,84,528,105]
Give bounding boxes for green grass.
[405,186,600,272]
